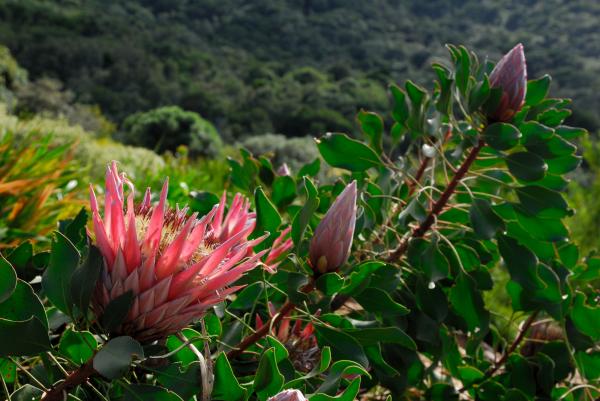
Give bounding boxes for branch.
[42,357,96,401]
[227,282,314,359]
[459,311,539,393]
[386,140,485,263]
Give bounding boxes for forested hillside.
[0,0,598,140]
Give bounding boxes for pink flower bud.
[488,43,527,122]
[277,163,292,176]
[268,389,308,401]
[309,181,357,274]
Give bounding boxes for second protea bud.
[268,389,308,401]
[309,181,357,274]
[488,43,527,122]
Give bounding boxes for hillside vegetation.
[0,0,598,140]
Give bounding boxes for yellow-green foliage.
[0,104,164,181]
[568,136,600,254]
[0,131,82,247]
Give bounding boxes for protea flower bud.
[488,43,527,122]
[276,163,291,176]
[268,389,308,401]
[89,161,291,342]
[309,181,357,274]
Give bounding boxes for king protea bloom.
[90,162,292,341]
[268,389,308,401]
[309,181,357,274]
[488,43,527,122]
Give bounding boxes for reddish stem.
[42,358,96,401]
[386,140,484,263]
[227,282,315,359]
[459,311,539,393]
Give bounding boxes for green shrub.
[239,133,319,171]
[120,106,223,157]
[0,104,164,182]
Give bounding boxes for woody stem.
[386,139,485,263]
[42,358,96,401]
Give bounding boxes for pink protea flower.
[89,162,292,341]
[488,43,527,122]
[268,389,308,401]
[309,181,357,274]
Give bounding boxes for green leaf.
[505,152,547,182]
[317,133,381,171]
[458,366,484,387]
[314,324,368,368]
[354,287,409,315]
[190,191,220,216]
[0,256,16,304]
[255,186,282,234]
[254,348,284,401]
[42,231,80,315]
[453,45,470,95]
[469,198,505,239]
[265,335,289,363]
[432,64,453,114]
[416,280,448,323]
[340,261,386,295]
[498,235,541,292]
[525,75,551,106]
[316,272,344,296]
[347,327,416,350]
[123,384,184,401]
[515,186,569,218]
[310,377,361,401]
[10,384,43,401]
[390,84,409,124]
[421,240,450,282]
[101,290,134,333]
[449,273,489,333]
[571,292,600,341]
[575,351,600,380]
[291,177,319,246]
[0,358,16,383]
[93,336,144,379]
[0,280,47,328]
[555,125,587,140]
[59,207,88,249]
[272,175,296,208]
[0,317,51,356]
[213,353,246,401]
[59,329,97,364]
[229,282,264,310]
[315,359,370,395]
[165,328,205,366]
[156,362,202,400]
[468,76,490,113]
[426,383,458,401]
[298,158,321,178]
[483,122,521,151]
[545,154,581,175]
[70,245,103,315]
[357,110,383,154]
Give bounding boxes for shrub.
[120,105,223,157]
[239,133,319,171]
[0,131,82,247]
[0,104,164,181]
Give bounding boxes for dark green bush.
[120,106,223,157]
